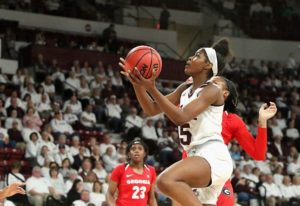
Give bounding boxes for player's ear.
[204,63,213,71]
[223,90,230,99]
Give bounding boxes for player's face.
[185,50,211,76]
[129,144,146,163]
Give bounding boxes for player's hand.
[119,58,138,86]
[259,102,277,121]
[4,182,26,197]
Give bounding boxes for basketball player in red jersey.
[106,139,157,206]
[174,76,277,206]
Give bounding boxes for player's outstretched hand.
[259,102,277,121]
[4,182,26,197]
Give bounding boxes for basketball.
[124,45,162,79]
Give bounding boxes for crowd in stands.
[0,21,142,60]
[211,0,300,41]
[0,40,298,205]
[0,0,127,23]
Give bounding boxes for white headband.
[202,48,218,76]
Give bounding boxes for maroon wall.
[21,45,187,81]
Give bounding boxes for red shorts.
[181,150,234,206]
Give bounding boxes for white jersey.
[178,84,224,151]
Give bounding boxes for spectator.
[286,118,300,141]
[37,94,52,121]
[6,97,24,118]
[157,130,178,169]
[72,190,91,206]
[92,160,107,183]
[63,94,82,116]
[99,133,116,156]
[60,158,72,181]
[259,174,282,206]
[5,110,23,130]
[80,104,97,131]
[279,176,297,205]
[25,132,40,166]
[38,131,56,156]
[47,167,67,203]
[64,106,79,125]
[292,175,300,199]
[66,170,83,192]
[26,166,55,206]
[12,69,23,86]
[5,161,27,206]
[67,179,84,205]
[65,71,80,92]
[50,111,74,137]
[37,145,54,167]
[90,146,102,164]
[106,95,123,133]
[54,144,74,167]
[268,134,289,161]
[22,108,43,132]
[273,165,284,186]
[8,121,24,150]
[69,136,82,156]
[79,158,98,191]
[141,118,158,155]
[102,146,118,172]
[125,106,143,140]
[78,76,91,101]
[73,146,88,171]
[89,181,105,206]
[159,3,170,29]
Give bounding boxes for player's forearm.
[133,85,162,116]
[106,193,116,206]
[147,87,186,125]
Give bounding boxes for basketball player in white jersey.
[120,39,233,205]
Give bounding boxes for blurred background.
[0,0,300,206]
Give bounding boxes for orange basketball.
[124,45,162,79]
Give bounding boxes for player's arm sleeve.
[233,115,267,160]
[110,164,123,183]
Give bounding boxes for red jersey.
[182,111,267,160]
[110,163,156,206]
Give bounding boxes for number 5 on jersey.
[132,186,146,199]
[179,123,192,145]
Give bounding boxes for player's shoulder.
[113,163,127,172]
[224,112,245,126]
[144,164,156,173]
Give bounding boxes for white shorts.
[186,140,233,204]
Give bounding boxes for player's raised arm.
[120,58,187,116]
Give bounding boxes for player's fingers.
[128,70,139,83]
[260,103,267,109]
[134,67,143,80]
[151,68,157,80]
[120,71,129,78]
[120,57,125,63]
[17,188,26,195]
[118,62,127,71]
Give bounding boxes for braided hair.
[224,77,238,114]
